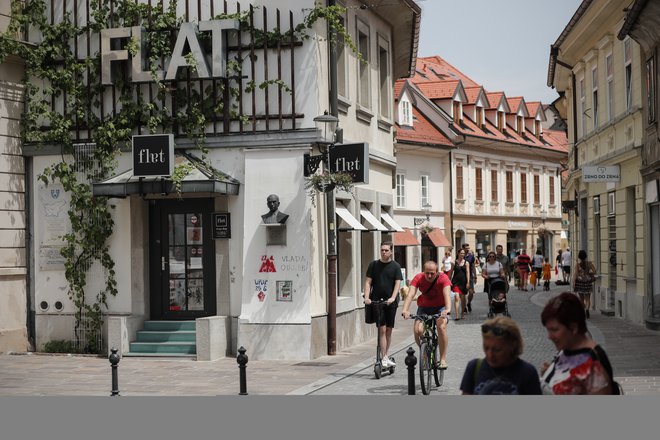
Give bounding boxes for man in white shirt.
[561,248,572,283]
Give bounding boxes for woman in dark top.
[461,315,541,395]
[451,248,470,320]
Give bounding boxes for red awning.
[425,228,451,247]
[393,228,420,246]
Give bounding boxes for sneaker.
[380,357,391,367]
[438,360,448,369]
[388,356,396,366]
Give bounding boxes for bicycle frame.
[411,313,443,394]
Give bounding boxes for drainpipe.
[326,0,338,356]
[448,151,454,248]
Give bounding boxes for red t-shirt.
[411,272,451,308]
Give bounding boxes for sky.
[416,0,584,104]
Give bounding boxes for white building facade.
[7,0,421,359]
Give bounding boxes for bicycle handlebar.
[408,313,448,320]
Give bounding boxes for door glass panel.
[167,212,205,312]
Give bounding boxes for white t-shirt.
[561,251,572,266]
[442,256,453,272]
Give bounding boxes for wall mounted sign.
[212,212,231,238]
[132,134,174,177]
[101,20,240,84]
[582,165,621,182]
[276,281,293,302]
[329,142,369,184]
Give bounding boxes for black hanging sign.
[213,212,231,239]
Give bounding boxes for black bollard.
[405,346,417,395]
[237,346,248,395]
[109,348,120,396]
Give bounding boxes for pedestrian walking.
[540,292,616,395]
[573,250,597,318]
[555,249,563,282]
[516,249,531,291]
[561,248,572,284]
[532,249,544,289]
[495,244,510,283]
[460,316,542,395]
[364,242,403,369]
[462,243,480,313]
[450,248,470,320]
[542,258,552,291]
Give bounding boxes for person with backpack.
[540,292,620,395]
[460,316,541,395]
[573,250,597,318]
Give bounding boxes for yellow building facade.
[549,0,647,324]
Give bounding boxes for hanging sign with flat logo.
[329,142,369,184]
[132,134,174,177]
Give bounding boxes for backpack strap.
[473,358,484,385]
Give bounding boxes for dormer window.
[475,105,484,128]
[517,115,524,135]
[399,98,412,126]
[453,100,462,124]
[497,110,505,131]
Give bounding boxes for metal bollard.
[109,348,120,396]
[405,346,417,395]
[237,346,248,395]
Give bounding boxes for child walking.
[542,257,552,291]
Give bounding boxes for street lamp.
[311,112,340,356]
[414,203,432,226]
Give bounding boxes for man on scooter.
[364,242,403,368]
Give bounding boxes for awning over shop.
[425,228,451,247]
[393,228,420,246]
[336,203,367,231]
[380,211,404,232]
[91,152,241,197]
[360,208,389,231]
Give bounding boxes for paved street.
[2,280,660,396]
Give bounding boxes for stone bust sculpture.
[261,194,289,224]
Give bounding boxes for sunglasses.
[481,324,509,336]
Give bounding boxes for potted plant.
[304,170,354,206]
[537,224,548,238]
[420,223,434,235]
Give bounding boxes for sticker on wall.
[255,279,268,302]
[276,281,293,302]
[259,255,277,272]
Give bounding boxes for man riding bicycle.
[401,261,452,369]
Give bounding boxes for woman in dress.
[540,292,615,394]
[450,248,470,320]
[573,250,597,318]
[460,315,541,395]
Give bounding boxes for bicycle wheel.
[433,357,444,387]
[374,345,382,379]
[419,341,433,395]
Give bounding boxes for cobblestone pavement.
[2,280,660,395]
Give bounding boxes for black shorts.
[374,300,398,328]
[563,265,571,275]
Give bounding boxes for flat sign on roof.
[132,134,175,177]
